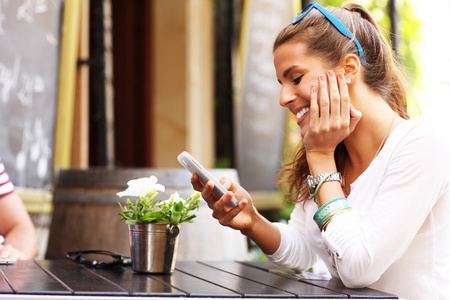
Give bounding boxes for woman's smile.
[295,106,310,125]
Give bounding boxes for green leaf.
[126,219,137,225]
[181,214,197,223]
[174,201,184,212]
[170,211,182,225]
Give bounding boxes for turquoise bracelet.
[313,197,351,230]
[313,171,338,203]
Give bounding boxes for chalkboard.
[0,0,63,190]
[236,0,292,191]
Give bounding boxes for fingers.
[318,74,329,124]
[310,72,337,131]
[220,176,231,190]
[211,191,240,219]
[191,174,236,209]
[190,173,204,192]
[190,173,251,230]
[201,181,217,209]
[217,199,247,226]
[309,85,319,132]
[312,71,352,130]
[328,71,340,125]
[0,244,21,260]
[337,73,350,126]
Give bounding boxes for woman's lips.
[295,107,310,125]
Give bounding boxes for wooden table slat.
[0,260,71,295]
[149,270,241,298]
[301,280,398,299]
[203,261,347,299]
[0,269,12,294]
[92,266,186,297]
[240,261,398,299]
[38,259,128,296]
[176,261,295,298]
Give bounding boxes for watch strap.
[307,172,342,195]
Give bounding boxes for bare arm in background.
[0,191,38,260]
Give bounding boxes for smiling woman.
[188,2,450,300]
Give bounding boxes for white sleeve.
[322,123,449,288]
[265,203,318,271]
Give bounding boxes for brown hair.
[275,3,412,203]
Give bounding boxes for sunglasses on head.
[292,2,367,66]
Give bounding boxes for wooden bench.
[46,168,248,260]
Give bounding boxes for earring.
[345,78,351,84]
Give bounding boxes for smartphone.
[177,151,238,207]
[0,258,16,265]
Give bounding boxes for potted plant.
[117,175,201,273]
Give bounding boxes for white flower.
[117,176,165,198]
[158,192,183,205]
[171,192,183,202]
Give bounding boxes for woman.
[0,159,38,259]
[192,2,450,300]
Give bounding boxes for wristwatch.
[307,172,342,195]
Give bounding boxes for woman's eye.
[292,76,303,84]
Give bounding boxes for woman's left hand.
[0,243,22,260]
[303,71,362,155]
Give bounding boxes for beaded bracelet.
[313,171,338,203]
[313,197,351,231]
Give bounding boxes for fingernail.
[312,86,318,93]
[320,74,326,81]
[328,70,334,77]
[338,73,345,80]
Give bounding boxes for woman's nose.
[279,86,296,107]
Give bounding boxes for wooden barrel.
[46,168,248,260]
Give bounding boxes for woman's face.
[273,41,329,137]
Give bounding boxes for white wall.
[414,0,450,146]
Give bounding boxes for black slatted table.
[0,259,398,299]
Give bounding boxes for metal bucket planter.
[128,223,180,273]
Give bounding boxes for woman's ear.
[342,54,360,84]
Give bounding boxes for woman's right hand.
[191,173,282,255]
[191,173,255,232]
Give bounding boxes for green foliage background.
[323,0,422,89]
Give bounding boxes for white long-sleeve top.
[267,117,450,300]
